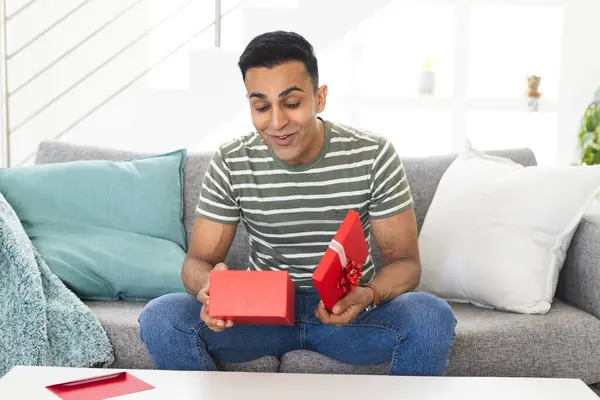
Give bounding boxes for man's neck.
[296,118,325,165]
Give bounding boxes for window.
[147,0,214,90]
[360,108,454,157]
[6,0,582,166]
[320,4,456,100]
[466,111,558,165]
[467,5,564,100]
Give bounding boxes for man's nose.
[270,106,289,131]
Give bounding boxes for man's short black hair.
[238,31,319,91]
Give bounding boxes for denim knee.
[387,292,456,344]
[382,292,456,376]
[139,292,203,340]
[410,292,455,341]
[138,292,214,370]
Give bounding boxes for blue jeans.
[139,288,456,376]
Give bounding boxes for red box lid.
[312,210,369,310]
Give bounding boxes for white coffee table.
[0,365,597,399]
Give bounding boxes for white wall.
[556,0,600,165]
[3,0,599,166]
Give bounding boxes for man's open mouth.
[271,132,297,146]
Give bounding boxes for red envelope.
[208,270,295,325]
[313,210,369,311]
[46,371,154,399]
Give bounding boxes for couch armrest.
[556,216,600,319]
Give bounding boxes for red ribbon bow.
[337,258,363,293]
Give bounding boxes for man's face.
[244,61,327,164]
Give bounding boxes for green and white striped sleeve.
[369,138,413,219]
[195,149,240,225]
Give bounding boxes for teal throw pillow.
[0,149,188,301]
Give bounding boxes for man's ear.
[316,85,328,113]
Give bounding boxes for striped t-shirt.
[195,119,414,287]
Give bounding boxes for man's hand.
[197,262,233,332]
[315,286,374,326]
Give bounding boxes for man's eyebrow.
[248,86,303,100]
[279,86,303,97]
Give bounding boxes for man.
[139,31,456,376]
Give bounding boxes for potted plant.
[525,75,542,112]
[419,57,440,95]
[577,87,600,166]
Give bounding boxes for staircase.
[1,0,391,167]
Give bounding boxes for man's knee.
[388,292,456,343]
[139,292,203,341]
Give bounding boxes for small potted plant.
[525,75,542,112]
[419,57,440,95]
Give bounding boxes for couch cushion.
[279,300,600,384]
[85,301,153,369]
[417,148,600,315]
[84,300,279,372]
[2,149,188,301]
[447,299,600,384]
[34,140,251,270]
[280,350,388,375]
[402,148,537,233]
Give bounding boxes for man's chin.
[273,149,300,165]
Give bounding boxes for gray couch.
[34,140,600,387]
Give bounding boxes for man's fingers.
[214,263,229,271]
[332,290,361,315]
[200,303,211,322]
[314,301,360,326]
[198,263,231,332]
[315,301,331,324]
[197,290,209,304]
[198,262,228,304]
[206,317,226,332]
[326,304,362,326]
[210,317,233,332]
[200,303,233,332]
[207,322,225,332]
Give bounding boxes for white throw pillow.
[417,148,600,314]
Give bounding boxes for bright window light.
[466,110,558,165]
[467,5,564,100]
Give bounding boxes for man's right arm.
[182,216,237,296]
[185,148,240,295]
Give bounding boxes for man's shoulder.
[215,132,267,159]
[327,120,391,151]
[328,121,389,145]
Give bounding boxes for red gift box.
[312,210,369,311]
[208,270,295,325]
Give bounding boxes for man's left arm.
[367,208,421,303]
[316,140,420,324]
[315,209,421,324]
[365,138,421,303]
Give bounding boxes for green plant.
[422,57,440,71]
[578,87,600,165]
